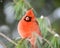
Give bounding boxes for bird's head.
[21,8,36,22]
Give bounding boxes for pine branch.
[46,27,60,38]
[33,32,53,48]
[42,37,53,48]
[0,41,7,48]
[0,32,17,46]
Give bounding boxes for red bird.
[18,9,42,47]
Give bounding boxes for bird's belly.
[19,29,40,39]
[18,22,41,38]
[19,28,32,38]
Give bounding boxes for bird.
[17,8,42,48]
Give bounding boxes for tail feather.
[31,45,38,48]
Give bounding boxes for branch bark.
[0,32,17,46]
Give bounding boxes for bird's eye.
[24,16,32,22]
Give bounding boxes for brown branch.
[33,32,53,48]
[0,41,7,48]
[46,27,60,38]
[42,37,53,48]
[41,16,60,37]
[0,32,17,46]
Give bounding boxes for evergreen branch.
[23,0,38,16]
[33,32,53,48]
[42,37,53,48]
[40,16,60,38]
[0,41,7,48]
[0,32,17,46]
[23,0,32,8]
[46,27,60,38]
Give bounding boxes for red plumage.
[18,9,42,47]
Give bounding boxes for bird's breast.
[18,21,41,38]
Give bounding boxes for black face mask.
[24,16,32,22]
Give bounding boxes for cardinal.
[18,8,42,48]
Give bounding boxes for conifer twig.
[33,32,53,48]
[0,32,17,46]
[42,37,53,48]
[46,27,60,38]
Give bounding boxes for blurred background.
[0,0,60,48]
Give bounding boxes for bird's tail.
[31,45,38,48]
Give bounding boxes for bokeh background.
[0,0,60,48]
